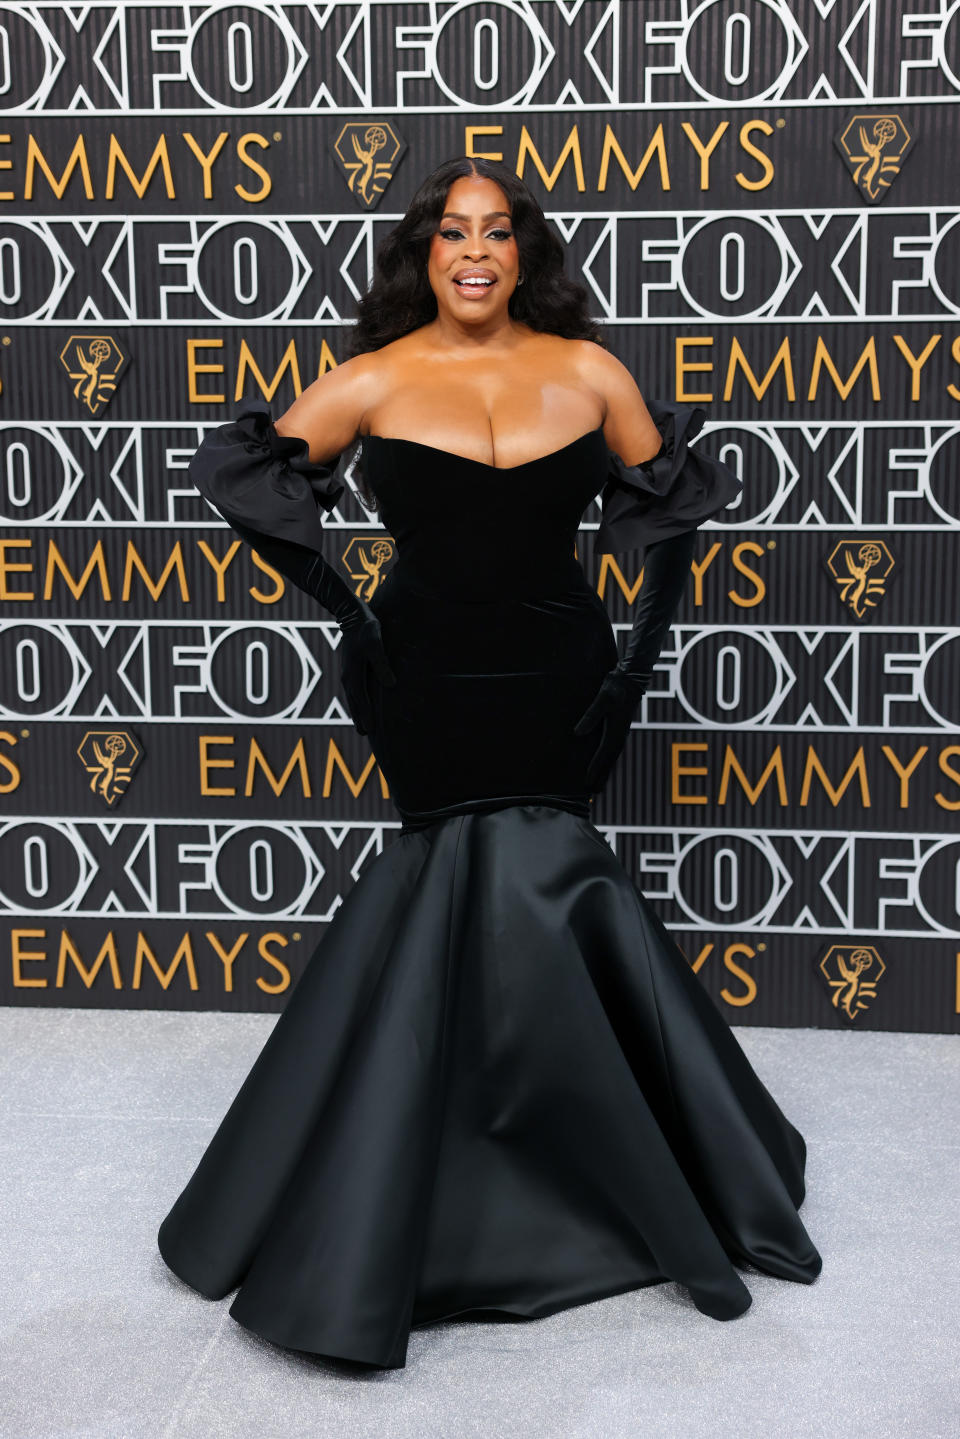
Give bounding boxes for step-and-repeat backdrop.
[1,0,958,1031]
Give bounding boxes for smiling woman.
[341,153,613,398]
[159,155,819,1371]
[433,196,518,299]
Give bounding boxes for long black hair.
[348,156,604,355]
[343,156,605,509]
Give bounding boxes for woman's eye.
[439,228,513,240]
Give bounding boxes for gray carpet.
[0,1008,956,1439]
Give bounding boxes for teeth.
[457,277,492,286]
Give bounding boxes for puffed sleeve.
[596,397,742,554]
[189,398,346,559]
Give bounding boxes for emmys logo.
[332,122,407,209]
[835,114,914,203]
[341,536,395,600]
[76,729,143,806]
[824,539,894,619]
[59,334,127,414]
[819,944,886,1021]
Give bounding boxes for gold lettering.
[517,125,586,191]
[105,133,174,199]
[880,744,928,807]
[0,538,34,599]
[199,735,235,796]
[676,335,714,402]
[723,335,796,402]
[182,131,229,199]
[12,929,46,987]
[25,134,94,200]
[718,746,789,806]
[0,133,13,200]
[689,540,723,607]
[235,337,302,402]
[720,945,759,1006]
[258,934,292,994]
[800,747,871,807]
[132,934,199,990]
[947,335,960,402]
[196,539,243,603]
[892,333,941,402]
[465,126,503,161]
[735,119,775,191]
[235,133,272,202]
[672,742,709,805]
[322,740,390,798]
[0,732,19,792]
[598,123,670,191]
[207,931,246,991]
[730,542,765,607]
[43,541,110,601]
[807,335,881,402]
[245,737,312,797]
[935,747,960,810]
[122,542,189,602]
[56,930,123,989]
[187,338,225,403]
[680,121,728,189]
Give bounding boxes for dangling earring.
[516,271,524,286]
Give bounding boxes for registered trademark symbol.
[767,539,776,548]
[293,932,300,941]
[272,131,282,141]
[1,336,10,346]
[757,942,766,950]
[776,118,786,128]
[20,728,29,737]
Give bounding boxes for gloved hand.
[189,401,396,737]
[574,527,697,791]
[228,524,396,738]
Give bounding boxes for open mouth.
[453,276,496,295]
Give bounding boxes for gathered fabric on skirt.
[158,805,819,1369]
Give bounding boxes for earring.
[517,272,525,286]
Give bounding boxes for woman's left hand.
[573,667,649,791]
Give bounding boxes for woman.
[157,157,821,1369]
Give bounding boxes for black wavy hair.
[343,156,606,509]
[348,156,605,355]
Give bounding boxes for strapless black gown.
[157,401,821,1369]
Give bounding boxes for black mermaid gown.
[157,399,822,1369]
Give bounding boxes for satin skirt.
[157,804,822,1369]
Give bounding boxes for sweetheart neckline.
[362,424,605,471]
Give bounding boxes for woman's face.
[426,175,521,321]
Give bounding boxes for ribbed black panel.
[1,1,957,1031]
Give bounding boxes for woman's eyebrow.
[441,211,512,221]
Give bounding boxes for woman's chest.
[362,382,603,471]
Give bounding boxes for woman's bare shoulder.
[568,336,635,391]
[273,349,392,462]
[568,339,662,464]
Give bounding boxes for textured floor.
[0,1009,956,1439]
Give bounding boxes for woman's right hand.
[338,599,396,736]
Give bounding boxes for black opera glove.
[188,399,396,737]
[240,527,396,738]
[574,528,697,792]
[580,396,743,792]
